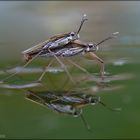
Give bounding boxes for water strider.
[22,31,119,85]
[25,90,91,131]
[25,90,121,131]
[32,32,119,82]
[0,13,119,85]
[22,14,87,61]
[26,91,82,116]
[1,14,88,83]
[27,90,121,111]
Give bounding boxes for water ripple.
[0,66,64,75]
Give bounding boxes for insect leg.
[49,98,60,103]
[26,90,46,105]
[80,114,92,132]
[99,101,121,112]
[48,49,75,84]
[37,60,54,82]
[1,50,43,83]
[66,59,91,76]
[83,52,105,80]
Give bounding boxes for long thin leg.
[48,49,75,84]
[83,52,104,80]
[66,59,91,76]
[1,50,44,83]
[37,60,54,82]
[59,62,76,91]
[61,58,104,95]
[63,59,95,95]
[99,101,121,112]
[26,90,46,105]
[80,114,92,132]
[66,58,103,85]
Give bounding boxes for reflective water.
[0,1,140,139]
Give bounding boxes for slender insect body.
[28,91,87,104]
[37,92,57,99]
[58,94,100,105]
[22,14,87,62]
[25,90,120,131]
[27,90,100,106]
[60,47,84,57]
[59,95,85,103]
[22,32,81,61]
[37,40,99,58]
[43,32,80,50]
[35,47,84,58]
[26,91,82,117]
[46,103,82,117]
[43,37,69,50]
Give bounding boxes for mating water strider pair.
[0,14,120,131]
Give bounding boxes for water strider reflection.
[25,89,121,131]
[0,2,139,138]
[0,67,123,131]
[0,51,132,132]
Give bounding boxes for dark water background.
[0,1,140,139]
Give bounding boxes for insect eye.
[90,98,96,104]
[73,111,79,117]
[88,43,93,48]
[73,109,82,117]
[70,32,75,36]
[89,96,100,105]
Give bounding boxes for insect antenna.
[77,14,88,34]
[99,101,121,112]
[80,114,92,132]
[95,32,119,47]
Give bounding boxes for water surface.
[0,1,140,139]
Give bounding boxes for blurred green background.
[0,1,140,139]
